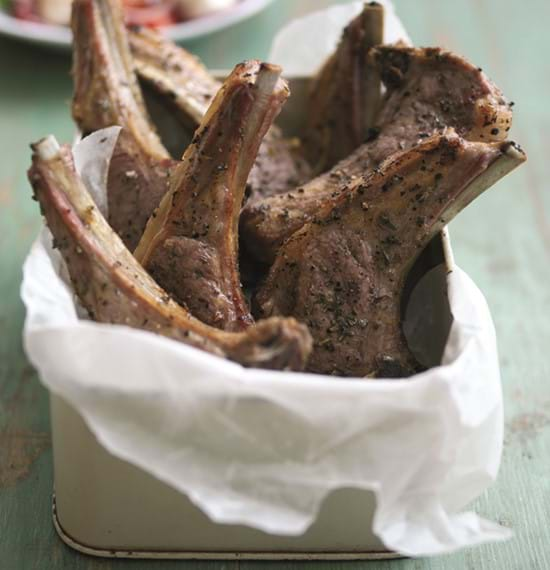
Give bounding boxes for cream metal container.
[50,76,454,560]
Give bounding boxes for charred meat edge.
[29,136,312,371]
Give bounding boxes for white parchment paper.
[269,0,411,75]
[21,2,510,557]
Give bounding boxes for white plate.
[0,0,274,49]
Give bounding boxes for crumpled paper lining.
[269,0,411,75]
[21,2,510,557]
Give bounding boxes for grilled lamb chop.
[301,2,384,174]
[241,45,514,264]
[256,132,525,377]
[72,0,175,251]
[134,61,289,331]
[129,26,219,130]
[129,26,311,203]
[28,136,312,371]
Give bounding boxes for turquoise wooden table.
[1,0,549,567]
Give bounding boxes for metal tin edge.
[52,495,402,561]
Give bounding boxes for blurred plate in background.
[0,0,274,49]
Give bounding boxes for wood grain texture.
[1,0,549,568]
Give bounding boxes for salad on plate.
[2,0,238,28]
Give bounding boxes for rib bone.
[256,133,526,377]
[28,137,312,371]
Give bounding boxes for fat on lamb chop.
[134,61,289,332]
[28,137,312,371]
[301,1,384,174]
[71,0,175,251]
[241,45,514,264]
[256,132,525,377]
[128,26,311,203]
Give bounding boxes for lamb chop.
[28,136,312,371]
[129,26,220,130]
[129,26,311,203]
[301,1,384,174]
[134,61,289,331]
[256,132,525,377]
[241,45,514,264]
[71,0,175,251]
